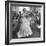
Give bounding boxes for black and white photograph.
[5,1,45,45]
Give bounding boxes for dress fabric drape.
[17,16,33,37]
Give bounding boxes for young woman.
[17,8,33,38]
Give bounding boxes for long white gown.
[17,16,33,38]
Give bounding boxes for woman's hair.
[23,8,26,12]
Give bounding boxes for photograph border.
[5,1,45,45]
